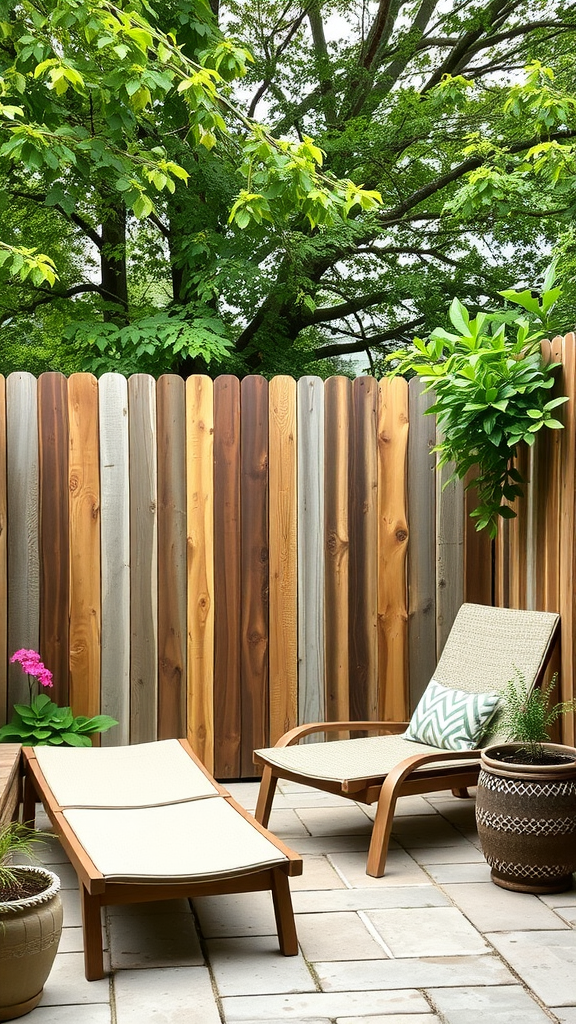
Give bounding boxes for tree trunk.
[100,202,128,324]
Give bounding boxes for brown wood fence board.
[435,440,464,659]
[186,375,215,772]
[535,339,562,616]
[407,380,436,709]
[268,375,297,743]
[157,374,187,740]
[213,375,241,777]
[558,333,576,743]
[377,377,409,721]
[349,376,379,720]
[240,375,269,775]
[507,445,529,610]
[68,373,101,722]
[324,376,350,723]
[297,376,325,733]
[463,469,493,607]
[99,373,130,745]
[0,378,6,724]
[128,374,158,744]
[6,373,40,708]
[38,372,69,704]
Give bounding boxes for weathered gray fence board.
[99,373,130,745]
[436,432,464,658]
[6,372,39,707]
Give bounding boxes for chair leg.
[270,869,298,956]
[255,765,278,828]
[80,885,105,981]
[22,775,37,826]
[366,777,400,878]
[451,787,470,799]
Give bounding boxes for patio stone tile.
[290,855,346,890]
[114,966,220,1024]
[554,907,576,926]
[410,843,486,865]
[551,1009,576,1023]
[442,883,571,932]
[292,885,450,914]
[37,837,72,865]
[221,989,430,1020]
[386,796,438,818]
[328,849,431,887]
[225,782,263,809]
[194,892,277,938]
[365,906,489,957]
[486,930,576,1006]
[282,792,356,809]
[337,1017,440,1024]
[295,911,389,961]
[58,925,86,953]
[60,887,84,928]
[107,902,203,969]
[205,935,316,996]
[39,952,110,1005]
[26,1005,112,1023]
[389,816,466,848]
[267,809,311,838]
[294,806,374,837]
[539,888,576,908]
[293,835,378,855]
[315,954,516,991]
[428,984,553,1022]
[423,862,492,883]
[234,1019,331,1024]
[48,859,78,889]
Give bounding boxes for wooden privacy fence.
[0,370,466,777]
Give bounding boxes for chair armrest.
[272,721,409,748]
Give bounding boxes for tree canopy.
[1,0,575,378]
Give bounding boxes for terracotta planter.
[476,742,576,894]
[0,866,62,1021]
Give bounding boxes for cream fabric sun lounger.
[23,739,302,980]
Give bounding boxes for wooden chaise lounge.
[23,739,302,980]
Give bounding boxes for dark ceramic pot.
[476,742,576,894]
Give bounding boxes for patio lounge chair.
[23,739,302,980]
[253,603,560,878]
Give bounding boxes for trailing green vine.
[388,267,568,537]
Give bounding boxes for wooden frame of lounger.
[254,604,560,878]
[23,739,303,981]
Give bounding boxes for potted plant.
[0,822,63,1020]
[0,649,117,746]
[476,671,576,893]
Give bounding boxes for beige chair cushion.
[255,733,478,785]
[64,799,288,883]
[34,739,219,808]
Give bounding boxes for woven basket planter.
[0,866,62,1021]
[476,743,576,894]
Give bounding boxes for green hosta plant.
[388,266,568,536]
[0,649,117,747]
[499,670,576,763]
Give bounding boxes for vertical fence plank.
[535,339,562,616]
[349,376,378,720]
[377,377,409,721]
[435,439,464,657]
[214,376,241,777]
[269,375,297,743]
[186,375,215,771]
[407,380,436,709]
[297,376,325,731]
[68,374,101,722]
[241,375,269,774]
[0,379,6,724]
[507,445,529,610]
[99,373,130,745]
[6,373,39,708]
[129,374,158,744]
[157,374,187,740]
[324,376,350,723]
[557,334,575,744]
[463,471,493,606]
[38,372,69,704]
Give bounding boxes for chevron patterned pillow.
[404,679,500,751]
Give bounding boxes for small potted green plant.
[0,649,117,746]
[0,822,63,1019]
[476,671,576,894]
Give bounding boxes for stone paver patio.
[27,779,576,1023]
